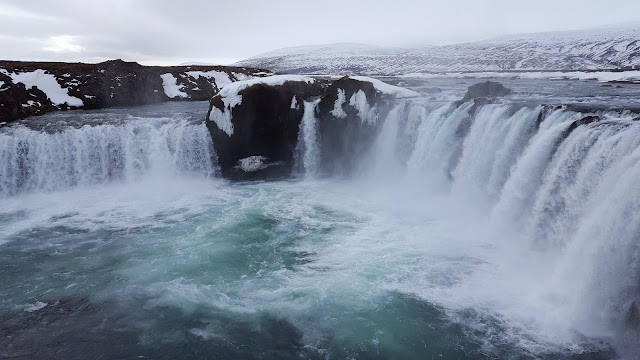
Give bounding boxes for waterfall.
[0,118,217,197]
[405,102,471,187]
[367,103,405,177]
[295,100,321,178]
[451,105,539,203]
[359,99,640,344]
[516,117,640,337]
[490,108,581,228]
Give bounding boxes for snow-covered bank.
[0,60,271,124]
[401,70,640,83]
[0,69,84,106]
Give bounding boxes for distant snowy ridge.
[236,24,640,75]
[401,70,640,83]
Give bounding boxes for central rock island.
[206,75,421,180]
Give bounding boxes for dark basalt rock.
[565,115,601,135]
[0,60,269,124]
[462,81,512,102]
[0,73,54,124]
[536,105,566,128]
[87,59,167,108]
[316,76,396,176]
[206,79,324,180]
[550,114,602,152]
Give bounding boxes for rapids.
[1,80,640,359]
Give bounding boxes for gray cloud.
[1,0,639,65]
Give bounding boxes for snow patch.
[210,106,236,136]
[185,70,233,90]
[0,69,83,106]
[160,73,188,98]
[232,72,252,81]
[237,156,268,172]
[290,96,298,109]
[350,76,420,98]
[330,88,347,118]
[218,75,315,100]
[349,90,378,124]
[22,100,38,107]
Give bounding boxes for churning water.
[1,84,640,359]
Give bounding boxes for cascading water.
[0,117,217,197]
[405,102,471,187]
[3,87,640,359]
[367,103,405,177]
[294,99,321,177]
[490,108,581,228]
[515,118,640,323]
[337,98,640,355]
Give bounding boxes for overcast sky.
[1,0,639,66]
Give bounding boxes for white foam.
[237,156,268,172]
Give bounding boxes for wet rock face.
[462,81,512,102]
[316,76,395,176]
[206,80,324,180]
[206,75,417,180]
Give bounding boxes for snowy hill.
[236,24,640,75]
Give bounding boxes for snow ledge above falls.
[210,75,316,136]
[349,76,420,98]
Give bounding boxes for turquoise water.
[3,96,633,359]
[0,176,611,359]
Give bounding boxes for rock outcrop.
[0,60,270,125]
[462,81,512,102]
[0,73,54,124]
[317,76,418,175]
[206,75,324,180]
[206,75,419,180]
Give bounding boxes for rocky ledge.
[0,60,271,125]
[206,75,420,180]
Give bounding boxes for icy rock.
[206,75,324,180]
[317,76,407,175]
[462,81,512,102]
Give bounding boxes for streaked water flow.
[1,97,639,359]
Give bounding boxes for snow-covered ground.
[236,23,640,75]
[0,69,84,106]
[0,65,270,113]
[160,73,188,98]
[401,70,640,83]
[185,70,233,89]
[351,76,420,97]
